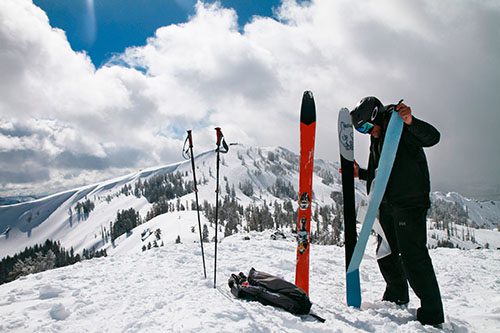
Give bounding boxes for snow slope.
[0,144,351,259]
[431,192,500,229]
[1,144,499,260]
[107,210,215,256]
[0,225,498,332]
[0,161,183,258]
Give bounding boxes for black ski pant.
[377,204,444,325]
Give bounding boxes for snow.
[49,303,70,321]
[107,210,218,256]
[39,285,64,300]
[0,226,499,332]
[0,161,182,258]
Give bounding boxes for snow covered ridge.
[0,196,39,206]
[0,231,498,332]
[430,191,500,229]
[0,144,499,261]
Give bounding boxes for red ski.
[295,91,316,295]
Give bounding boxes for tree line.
[0,239,106,285]
[200,182,344,246]
[135,172,194,203]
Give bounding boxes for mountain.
[430,191,500,229]
[1,144,499,261]
[0,145,340,259]
[0,196,40,206]
[1,144,499,332]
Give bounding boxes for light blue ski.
[346,111,404,308]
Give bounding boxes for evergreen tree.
[1,240,80,285]
[239,180,254,197]
[111,208,141,241]
[155,228,162,240]
[202,224,209,242]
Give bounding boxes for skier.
[350,96,444,326]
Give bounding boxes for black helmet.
[350,96,388,133]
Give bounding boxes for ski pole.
[213,127,229,288]
[183,130,207,279]
[214,127,221,288]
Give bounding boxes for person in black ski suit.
[350,96,444,326]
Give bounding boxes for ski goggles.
[355,122,374,134]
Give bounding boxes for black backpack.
[228,268,312,315]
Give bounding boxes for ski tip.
[339,107,350,122]
[303,90,314,99]
[346,269,362,308]
[301,91,316,125]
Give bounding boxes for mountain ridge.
[1,144,498,260]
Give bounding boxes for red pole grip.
[215,127,222,146]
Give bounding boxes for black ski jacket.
[359,116,440,209]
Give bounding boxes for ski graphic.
[346,111,403,308]
[295,91,316,295]
[338,108,358,290]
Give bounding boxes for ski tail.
[346,268,361,308]
[295,91,316,295]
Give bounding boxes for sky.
[0,0,499,199]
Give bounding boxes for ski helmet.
[350,96,386,134]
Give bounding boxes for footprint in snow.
[39,285,63,300]
[50,303,70,321]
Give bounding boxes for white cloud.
[0,0,499,197]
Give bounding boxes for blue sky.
[33,0,282,67]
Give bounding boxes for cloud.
[0,165,50,184]
[83,0,97,47]
[0,0,499,197]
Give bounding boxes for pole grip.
[187,130,193,148]
[215,127,222,146]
